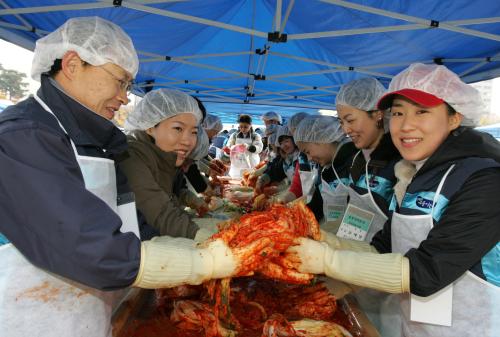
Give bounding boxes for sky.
[1,38,500,123]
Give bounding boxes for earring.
[377,118,384,129]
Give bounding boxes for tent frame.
[0,0,499,108]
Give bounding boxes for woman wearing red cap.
[284,63,500,337]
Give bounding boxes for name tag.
[327,205,345,222]
[337,204,374,241]
[410,284,453,326]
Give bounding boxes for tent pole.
[0,21,49,35]
[269,78,338,94]
[446,17,500,26]
[0,2,113,15]
[288,24,425,40]
[159,51,252,60]
[280,0,294,35]
[0,0,44,37]
[138,50,252,78]
[268,68,344,79]
[269,51,393,78]
[459,52,500,77]
[121,1,268,38]
[275,0,282,32]
[320,0,500,42]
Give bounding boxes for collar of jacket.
[333,141,358,167]
[37,75,127,155]
[353,133,400,166]
[127,130,178,171]
[350,132,400,182]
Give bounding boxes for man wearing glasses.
[0,16,248,337]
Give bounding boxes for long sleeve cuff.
[324,250,410,294]
[132,237,212,289]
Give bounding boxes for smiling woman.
[119,88,209,241]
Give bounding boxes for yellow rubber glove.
[132,236,236,289]
[286,238,410,294]
[320,229,379,253]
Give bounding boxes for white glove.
[286,237,410,294]
[197,239,236,279]
[132,237,236,289]
[285,237,329,274]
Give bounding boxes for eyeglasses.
[99,66,133,94]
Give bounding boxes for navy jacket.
[0,76,144,290]
[372,127,500,296]
[308,142,358,221]
[349,132,401,216]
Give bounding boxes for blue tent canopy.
[0,0,499,120]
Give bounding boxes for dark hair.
[46,59,63,77]
[45,59,90,77]
[445,102,457,115]
[278,135,294,144]
[238,114,252,124]
[192,96,207,122]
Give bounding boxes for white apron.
[320,164,349,234]
[336,152,391,331]
[0,94,140,337]
[228,136,259,178]
[299,163,319,204]
[283,151,299,182]
[387,164,500,337]
[236,135,260,167]
[337,153,388,242]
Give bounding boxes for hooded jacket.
[349,132,401,216]
[120,130,200,239]
[372,127,500,296]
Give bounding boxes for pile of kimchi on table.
[124,200,355,337]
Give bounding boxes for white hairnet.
[125,89,202,131]
[336,77,386,111]
[288,112,309,132]
[261,111,283,124]
[190,126,210,160]
[294,115,346,144]
[202,114,223,133]
[31,17,139,81]
[275,125,293,147]
[381,63,484,126]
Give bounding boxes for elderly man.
[0,17,267,337]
